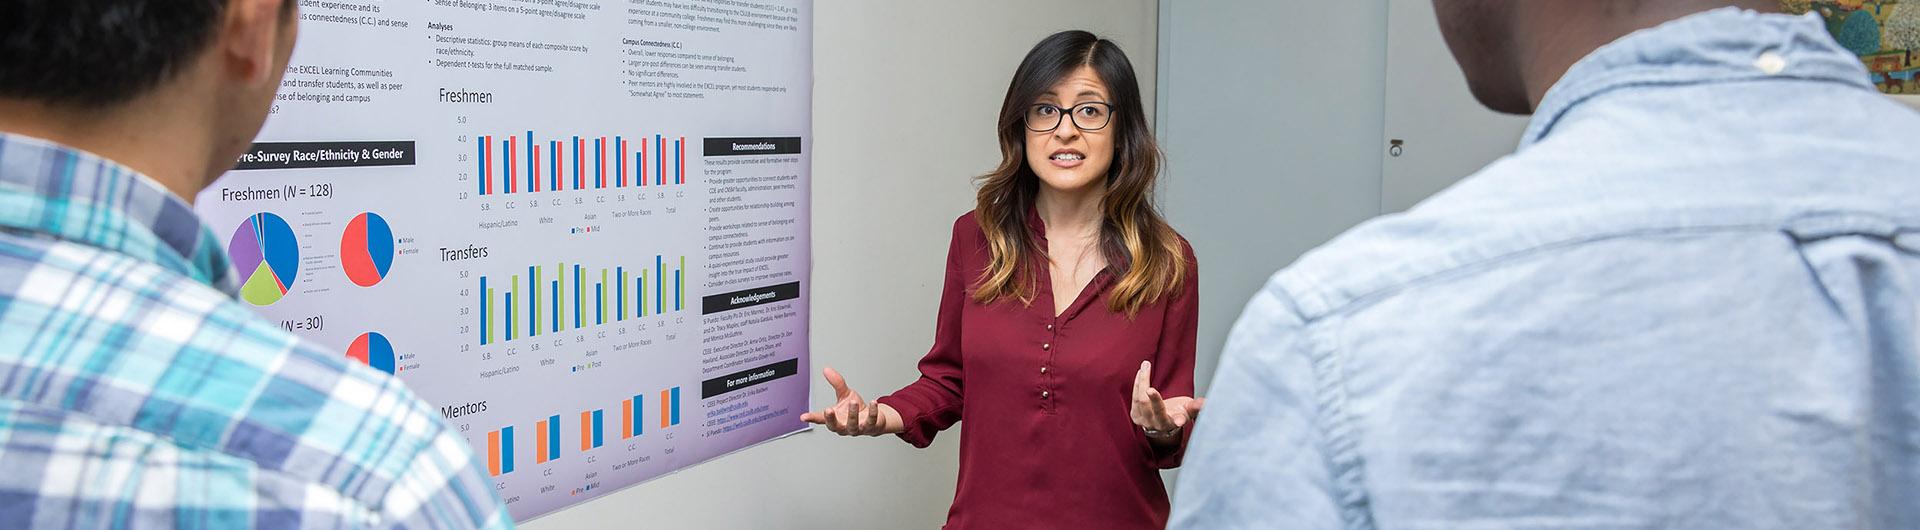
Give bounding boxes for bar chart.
[476,255,689,346]
[621,394,644,439]
[487,426,515,477]
[473,131,690,196]
[535,415,562,464]
[659,386,681,429]
[579,408,605,452]
[481,385,682,478]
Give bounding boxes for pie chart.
[347,332,398,375]
[229,212,299,306]
[341,212,395,287]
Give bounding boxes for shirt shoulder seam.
[1282,222,1813,324]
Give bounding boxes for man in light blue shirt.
[1174,1,1920,528]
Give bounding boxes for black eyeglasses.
[1025,102,1114,132]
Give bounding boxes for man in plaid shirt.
[0,1,513,528]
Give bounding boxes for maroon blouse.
[876,210,1199,530]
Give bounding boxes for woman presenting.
[801,30,1202,529]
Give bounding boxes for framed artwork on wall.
[1781,0,1920,107]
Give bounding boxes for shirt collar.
[0,132,236,291]
[1523,8,1875,148]
[1025,203,1127,272]
[1026,204,1049,240]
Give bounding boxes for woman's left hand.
[1131,361,1203,440]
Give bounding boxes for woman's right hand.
[800,366,903,436]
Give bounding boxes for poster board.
[196,0,814,521]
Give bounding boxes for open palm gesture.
[1130,361,1202,437]
[800,366,900,436]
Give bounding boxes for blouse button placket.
[1041,320,1058,411]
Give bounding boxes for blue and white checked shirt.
[0,133,514,529]
[1174,9,1920,529]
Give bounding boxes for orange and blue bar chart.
[487,426,515,477]
[579,408,605,451]
[535,415,561,464]
[621,395,643,439]
[659,387,681,429]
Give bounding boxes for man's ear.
[217,0,294,86]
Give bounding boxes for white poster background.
[197,0,812,521]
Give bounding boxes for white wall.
[1155,0,1391,397]
[1380,0,1529,213]
[524,2,1157,528]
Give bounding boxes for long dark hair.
[971,30,1186,316]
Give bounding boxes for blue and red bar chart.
[475,132,689,196]
[477,256,688,346]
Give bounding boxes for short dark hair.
[0,0,230,106]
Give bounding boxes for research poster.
[196,0,813,520]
